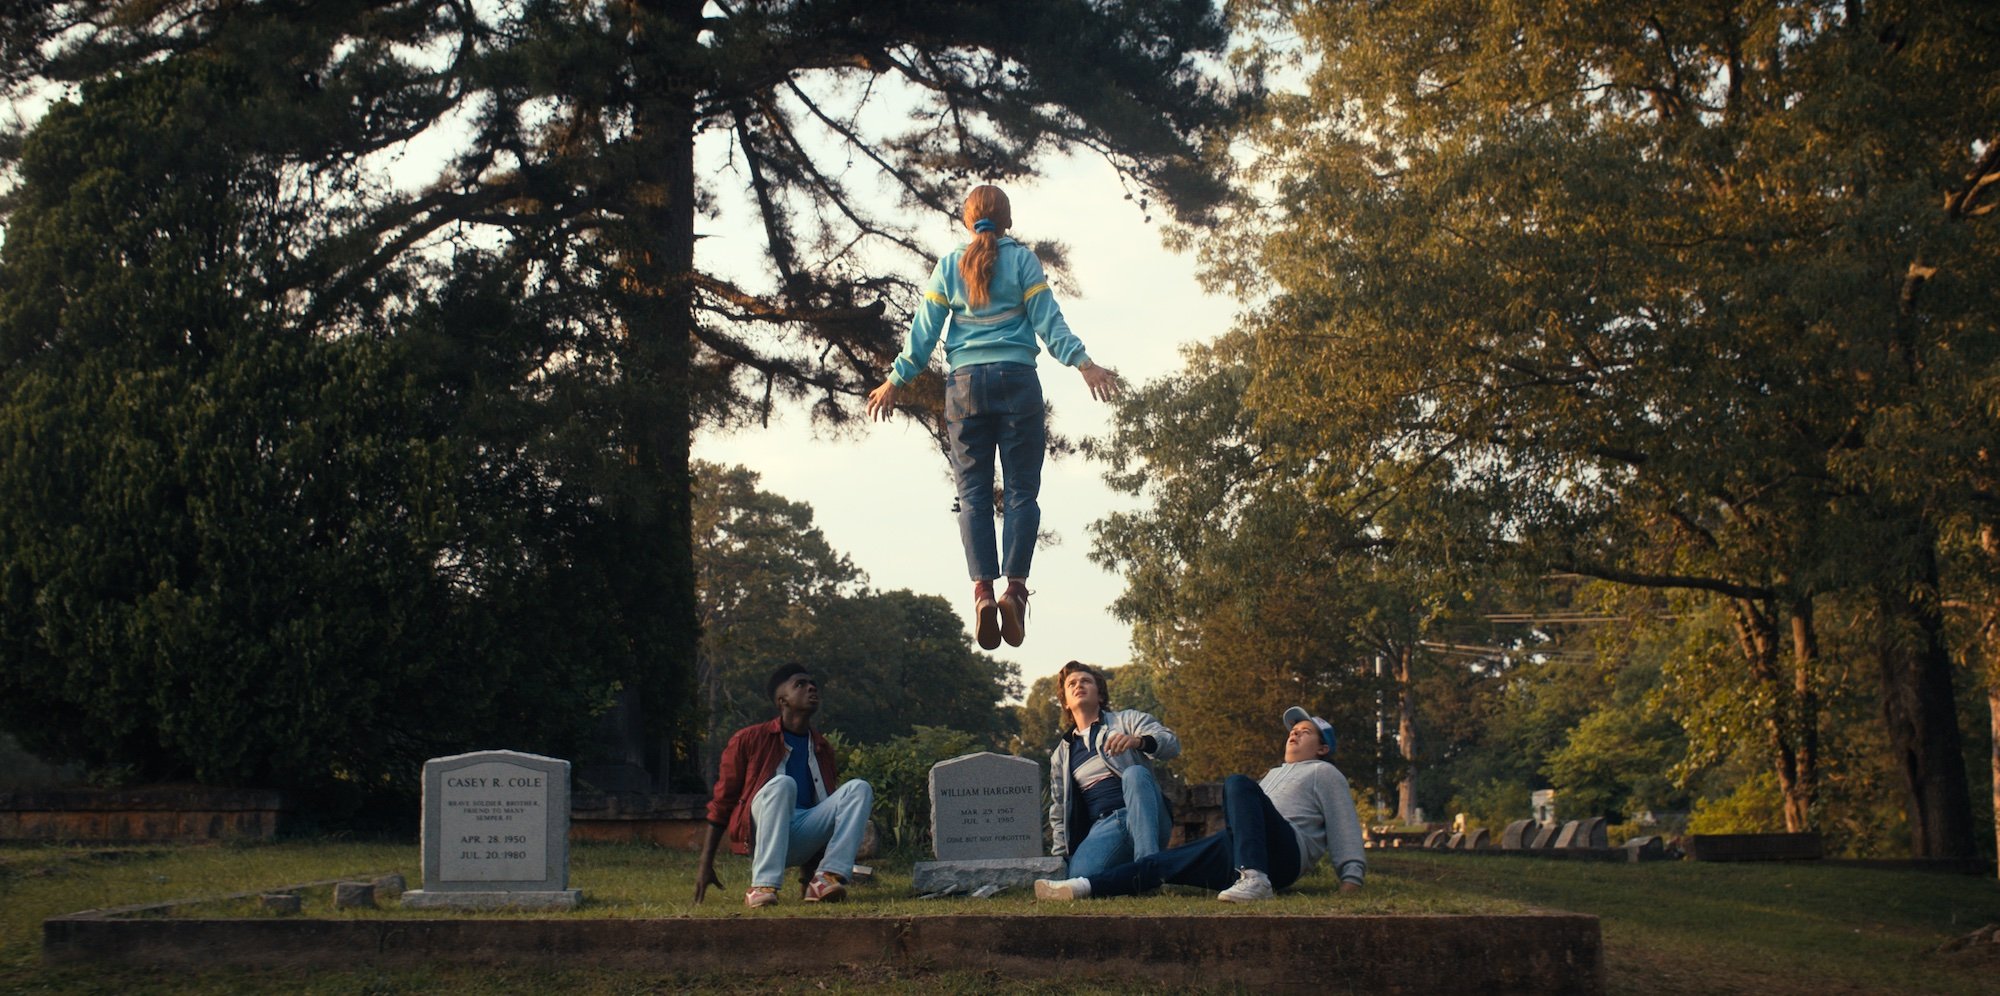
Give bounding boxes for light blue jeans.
[749,775,874,889]
[1063,765,1171,880]
[944,361,1045,581]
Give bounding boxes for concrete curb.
[45,912,1603,993]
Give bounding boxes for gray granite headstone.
[1553,819,1585,849]
[911,751,1057,894]
[1578,816,1609,849]
[1501,819,1535,850]
[1424,829,1450,849]
[928,751,1042,860]
[1445,831,1465,850]
[1464,827,1491,850]
[401,749,581,910]
[1529,821,1561,850]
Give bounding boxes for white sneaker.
[1217,868,1275,902]
[1034,877,1088,901]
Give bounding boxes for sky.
[692,151,1241,693]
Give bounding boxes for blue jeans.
[944,362,1045,581]
[1064,765,1172,879]
[1087,774,1301,897]
[748,775,874,888]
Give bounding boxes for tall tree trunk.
[1874,541,1976,859]
[1980,523,2000,877]
[1395,645,1419,824]
[586,0,704,794]
[1729,597,1812,831]
[1787,598,1821,833]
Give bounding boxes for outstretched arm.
[693,822,726,902]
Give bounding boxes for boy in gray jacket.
[1036,706,1365,902]
[1048,661,1179,879]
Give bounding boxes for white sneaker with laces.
[1217,868,1275,902]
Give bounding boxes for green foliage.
[0,60,634,796]
[834,726,987,853]
[692,463,1021,769]
[1688,770,1790,836]
[0,0,1245,797]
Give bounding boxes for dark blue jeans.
[1087,774,1302,897]
[944,362,1045,581]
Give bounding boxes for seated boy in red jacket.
[694,664,874,908]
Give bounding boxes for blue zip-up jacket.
[888,237,1092,386]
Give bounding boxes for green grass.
[3,841,1997,993]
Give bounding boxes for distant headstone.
[911,752,1060,894]
[1464,827,1491,851]
[1553,820,1585,849]
[1531,789,1556,826]
[1424,829,1450,849]
[1501,819,1535,850]
[1577,816,1609,849]
[1623,836,1665,862]
[401,749,581,910]
[1445,831,1465,850]
[1529,822,1560,850]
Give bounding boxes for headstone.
[1464,827,1491,850]
[1501,819,1535,850]
[1531,789,1556,826]
[1529,822,1561,850]
[1623,835,1665,862]
[928,752,1042,859]
[1578,816,1609,849]
[1424,829,1450,849]
[1553,820,1584,849]
[401,749,581,910]
[1445,831,1465,850]
[910,752,1061,894]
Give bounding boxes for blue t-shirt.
[782,729,816,809]
[1067,721,1126,821]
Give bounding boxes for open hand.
[1080,362,1121,402]
[866,380,900,421]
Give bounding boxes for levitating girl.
[866,185,1120,649]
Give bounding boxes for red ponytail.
[958,185,1012,309]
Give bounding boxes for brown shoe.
[973,580,1001,650]
[803,871,847,903]
[999,580,1030,647]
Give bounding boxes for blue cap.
[1283,706,1336,757]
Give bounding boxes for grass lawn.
[3,840,1997,993]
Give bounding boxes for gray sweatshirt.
[1258,759,1367,885]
